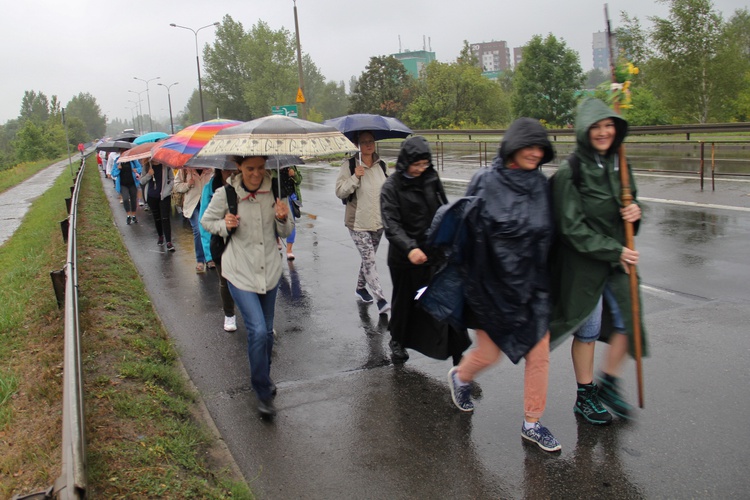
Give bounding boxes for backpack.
[341,156,388,205]
[209,185,238,266]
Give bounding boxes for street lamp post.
[134,76,160,132]
[127,90,146,133]
[293,0,307,119]
[170,21,219,122]
[157,82,179,134]
[126,103,138,131]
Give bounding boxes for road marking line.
[439,178,750,212]
[638,197,750,212]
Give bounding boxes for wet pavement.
[5,156,748,498]
[97,162,750,499]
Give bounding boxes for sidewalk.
[0,155,81,246]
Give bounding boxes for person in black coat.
[380,136,470,363]
[434,118,561,452]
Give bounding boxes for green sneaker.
[574,384,612,425]
[597,373,634,419]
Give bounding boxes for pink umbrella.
[151,119,242,169]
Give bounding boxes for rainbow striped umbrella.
[151,119,242,169]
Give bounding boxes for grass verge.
[0,156,71,195]
[0,158,252,498]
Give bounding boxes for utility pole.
[293,0,306,119]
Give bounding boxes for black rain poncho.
[421,118,554,363]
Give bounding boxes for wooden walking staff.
[605,4,644,408]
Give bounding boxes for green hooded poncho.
[549,98,648,356]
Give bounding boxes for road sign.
[271,105,298,118]
[296,88,306,104]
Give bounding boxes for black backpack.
[341,156,388,205]
[209,185,238,266]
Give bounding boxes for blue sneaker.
[448,367,474,412]
[377,299,390,314]
[355,288,374,303]
[521,422,561,452]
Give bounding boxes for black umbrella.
[96,140,134,153]
[112,131,139,142]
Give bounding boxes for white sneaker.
[224,315,237,332]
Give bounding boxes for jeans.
[188,203,205,263]
[227,281,278,401]
[574,283,625,342]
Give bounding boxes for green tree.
[19,90,50,122]
[313,81,349,120]
[457,40,479,67]
[66,92,106,139]
[404,60,510,129]
[349,56,411,117]
[511,34,584,126]
[585,68,609,89]
[615,12,653,67]
[203,15,253,120]
[649,0,746,123]
[242,21,297,118]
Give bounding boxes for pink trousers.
[456,331,550,420]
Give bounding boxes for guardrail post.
[711,142,716,192]
[65,197,71,214]
[50,269,66,309]
[699,141,704,191]
[60,219,70,244]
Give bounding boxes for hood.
[574,97,628,158]
[395,136,433,173]
[498,118,554,168]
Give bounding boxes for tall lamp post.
[127,90,146,133]
[157,81,179,134]
[126,103,139,131]
[170,21,219,122]
[134,76,160,132]
[293,0,307,119]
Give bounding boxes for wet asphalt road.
[101,164,750,499]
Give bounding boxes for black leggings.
[121,184,138,213]
[147,196,172,243]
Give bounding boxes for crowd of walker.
[98,97,647,453]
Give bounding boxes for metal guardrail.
[16,155,89,500]
[54,156,87,498]
[415,122,750,141]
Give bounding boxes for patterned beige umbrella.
[196,115,357,158]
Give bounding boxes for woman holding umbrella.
[335,131,390,314]
[139,159,175,251]
[201,156,293,418]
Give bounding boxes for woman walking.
[380,136,470,363]
[549,97,647,425]
[111,156,142,225]
[140,159,175,251]
[335,131,390,314]
[175,167,213,273]
[201,156,293,418]
[437,118,561,452]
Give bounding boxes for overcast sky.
[1,0,744,127]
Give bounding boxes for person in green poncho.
[549,97,647,425]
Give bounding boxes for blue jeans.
[227,281,278,401]
[188,203,205,263]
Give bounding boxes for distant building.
[513,47,524,67]
[392,50,436,78]
[470,41,512,72]
[592,31,617,71]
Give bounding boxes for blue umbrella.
[133,131,169,144]
[322,113,412,142]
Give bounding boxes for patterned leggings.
[349,228,386,303]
